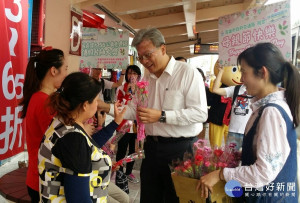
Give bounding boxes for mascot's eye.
[232,66,238,73]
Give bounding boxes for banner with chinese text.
[80,28,129,70]
[0,0,29,159]
[218,1,291,66]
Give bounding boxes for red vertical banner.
[0,0,28,159]
[70,7,82,56]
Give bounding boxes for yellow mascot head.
[214,60,242,86]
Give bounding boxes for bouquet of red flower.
[171,139,241,179]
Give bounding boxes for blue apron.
[240,103,298,203]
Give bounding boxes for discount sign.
[0,0,28,160]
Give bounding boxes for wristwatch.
[159,111,166,123]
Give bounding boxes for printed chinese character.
[242,31,251,44]
[252,28,264,42]
[0,107,14,154]
[286,182,296,192]
[256,187,264,192]
[264,24,276,40]
[276,182,285,192]
[221,36,231,48]
[231,33,241,47]
[245,186,253,191]
[266,182,274,191]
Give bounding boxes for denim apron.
[240,103,298,203]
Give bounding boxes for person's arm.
[64,174,91,203]
[93,101,127,147]
[212,66,227,96]
[112,69,126,88]
[197,107,291,198]
[222,107,290,187]
[92,121,118,147]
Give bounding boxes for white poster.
[218,1,291,66]
[80,28,129,70]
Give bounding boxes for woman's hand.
[127,83,136,95]
[196,169,221,198]
[112,161,121,171]
[109,144,116,153]
[97,110,106,127]
[114,101,126,125]
[83,123,95,136]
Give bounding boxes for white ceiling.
[74,0,267,58]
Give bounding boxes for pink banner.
[0,0,28,160]
[218,1,291,66]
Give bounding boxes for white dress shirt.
[110,57,208,138]
[223,90,292,188]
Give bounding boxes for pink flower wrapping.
[171,139,241,179]
[133,80,149,141]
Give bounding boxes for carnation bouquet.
[101,120,133,156]
[132,80,149,150]
[171,139,241,179]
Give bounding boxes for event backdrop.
[218,1,291,66]
[80,28,129,70]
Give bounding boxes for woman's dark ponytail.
[20,48,64,118]
[283,62,300,127]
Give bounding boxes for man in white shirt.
[99,28,207,203]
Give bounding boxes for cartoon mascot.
[207,60,242,148]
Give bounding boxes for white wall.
[45,0,80,73]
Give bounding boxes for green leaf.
[281,31,285,35]
[283,25,288,30]
[279,24,282,29]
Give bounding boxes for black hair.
[125,65,141,83]
[237,42,300,127]
[48,72,101,125]
[197,68,206,82]
[175,56,187,62]
[20,48,64,118]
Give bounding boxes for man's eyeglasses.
[136,50,156,62]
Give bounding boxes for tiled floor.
[110,161,141,203]
[2,125,298,203]
[127,170,140,203]
[0,152,141,203]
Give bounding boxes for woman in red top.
[20,48,68,202]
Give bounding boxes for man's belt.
[146,135,197,143]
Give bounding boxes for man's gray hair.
[131,28,165,48]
